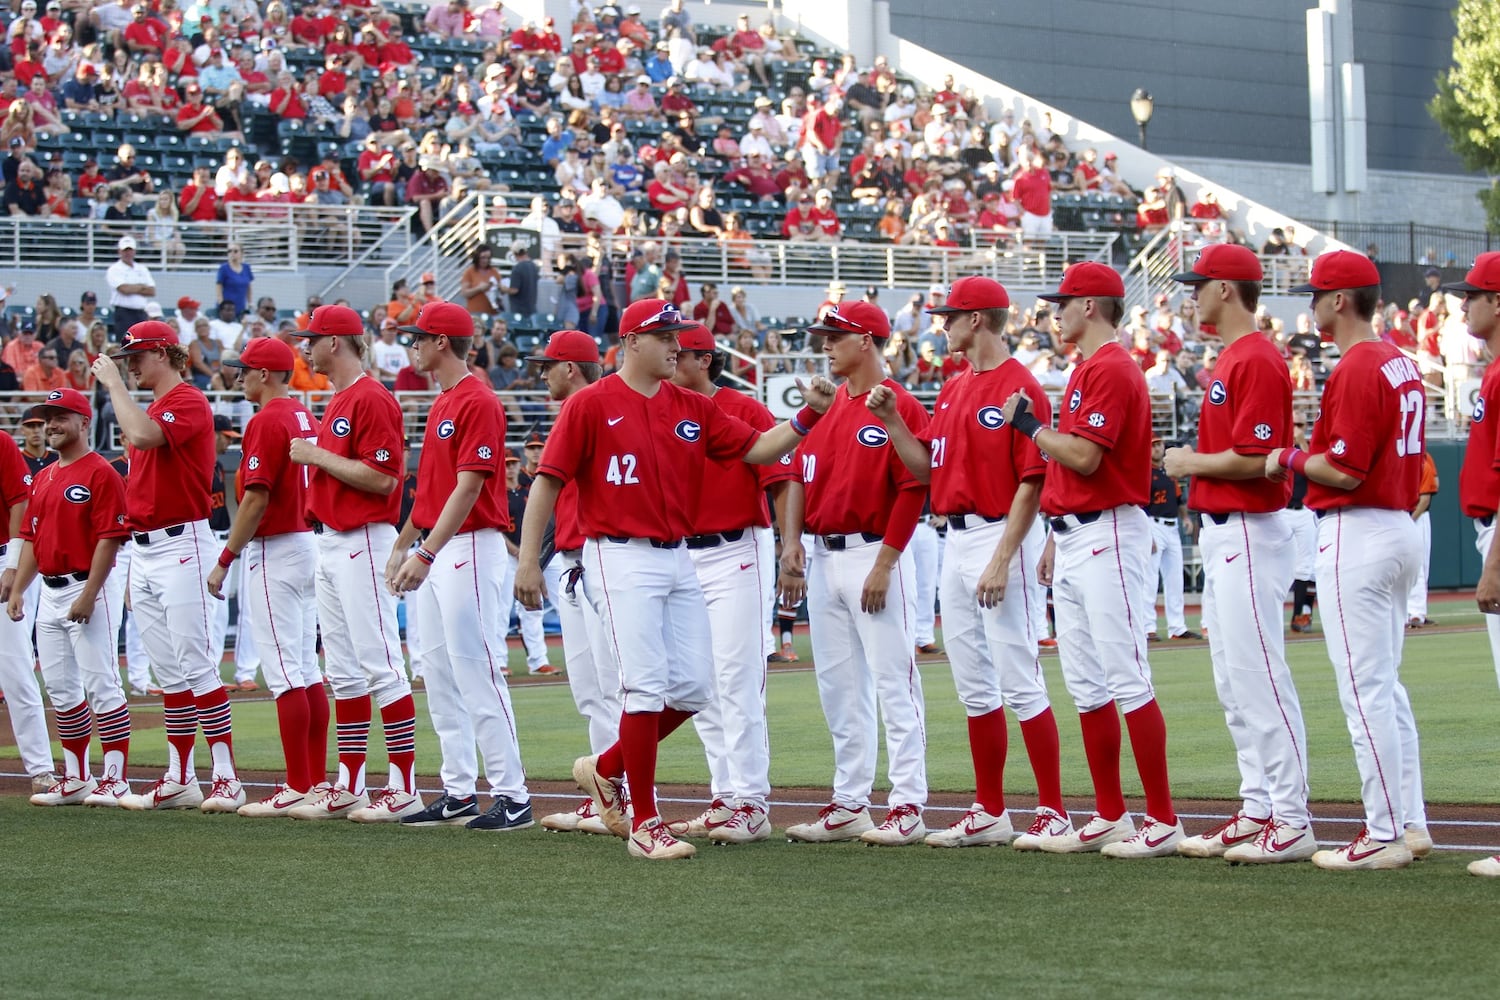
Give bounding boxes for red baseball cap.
[1289,250,1380,293]
[111,320,180,357]
[223,337,296,372]
[807,300,891,339]
[398,300,475,341]
[926,276,1011,314]
[677,323,716,352]
[1039,261,1126,302]
[177,295,200,310]
[620,298,695,337]
[299,303,366,337]
[524,329,601,364]
[35,387,91,420]
[1169,243,1263,284]
[1442,251,1500,295]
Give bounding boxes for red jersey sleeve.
[1067,356,1129,450]
[90,462,129,540]
[239,411,289,493]
[352,387,405,479]
[1319,366,1385,479]
[702,399,759,463]
[155,388,211,452]
[536,393,589,484]
[1228,350,1292,456]
[0,434,27,511]
[453,388,503,476]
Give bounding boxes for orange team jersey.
[126,381,215,530]
[238,395,320,537]
[537,374,759,543]
[1460,361,1500,517]
[305,374,405,530]
[919,358,1049,517]
[292,353,332,394]
[1418,451,1438,498]
[411,373,509,534]
[0,434,28,545]
[1306,340,1424,512]
[691,388,796,535]
[1188,332,1293,514]
[1040,342,1152,515]
[22,453,129,575]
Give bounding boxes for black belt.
[1206,513,1230,526]
[0,542,6,557]
[1480,514,1495,528]
[819,531,882,550]
[685,529,746,549]
[1287,502,1305,511]
[1315,509,1329,519]
[1151,516,1177,525]
[309,519,325,535]
[132,524,187,546]
[1048,511,1103,533]
[602,535,682,549]
[948,513,1003,531]
[43,571,90,588]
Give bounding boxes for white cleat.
[121,775,204,811]
[708,803,772,844]
[924,804,1014,848]
[1223,820,1317,864]
[859,804,927,847]
[30,776,97,806]
[1038,813,1135,854]
[350,788,424,823]
[289,784,370,820]
[1012,807,1073,851]
[1467,854,1500,878]
[1101,816,1186,859]
[666,798,736,839]
[1311,828,1414,871]
[83,776,131,807]
[785,803,876,843]
[540,798,596,833]
[237,785,309,818]
[1176,812,1268,858]
[200,776,246,814]
[1404,824,1434,858]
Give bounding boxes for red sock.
[334,695,371,793]
[620,710,661,830]
[597,739,624,779]
[380,694,418,794]
[1124,700,1176,825]
[55,701,93,780]
[657,706,695,741]
[597,706,693,779]
[275,688,312,792]
[306,683,330,786]
[1019,708,1066,816]
[966,708,1007,816]
[1078,703,1126,821]
[194,686,237,778]
[162,690,199,783]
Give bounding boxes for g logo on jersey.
[1208,380,1228,405]
[856,424,890,447]
[674,419,701,442]
[1253,423,1272,441]
[436,419,456,440]
[976,405,1005,430]
[1476,396,1487,423]
[1068,389,1082,412]
[64,484,91,503]
[247,456,260,470]
[1087,412,1105,428]
[331,416,352,438]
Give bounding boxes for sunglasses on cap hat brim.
[625,303,695,336]
[807,307,879,337]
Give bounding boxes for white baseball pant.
[1287,506,1319,581]
[556,547,622,753]
[231,557,262,685]
[111,541,155,693]
[241,533,319,698]
[910,520,940,647]
[316,524,410,708]
[806,535,927,810]
[1475,519,1500,689]
[1147,517,1188,637]
[1316,507,1426,842]
[1052,506,1156,714]
[414,529,528,800]
[401,590,422,680]
[1406,510,1431,621]
[0,552,53,777]
[35,576,126,714]
[511,553,558,671]
[1200,512,1310,827]
[688,528,775,808]
[129,520,221,695]
[1029,514,1049,641]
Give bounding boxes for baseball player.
[508,442,561,678]
[387,301,532,832]
[207,338,324,817]
[0,424,57,792]
[7,390,132,806]
[1144,436,1200,642]
[910,505,943,656]
[287,304,418,822]
[522,331,622,836]
[666,322,797,844]
[1000,261,1184,858]
[1286,417,1318,633]
[1163,244,1313,863]
[106,452,159,696]
[778,300,932,847]
[207,414,263,691]
[866,276,1069,849]
[514,299,834,860]
[1405,450,1438,629]
[92,321,244,813]
[1268,250,1427,871]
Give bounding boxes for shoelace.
[365,788,395,809]
[884,804,917,828]
[1024,810,1061,836]
[207,777,238,800]
[725,804,760,829]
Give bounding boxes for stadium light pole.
[1131,89,1155,150]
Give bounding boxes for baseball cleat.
[529,664,563,676]
[1224,820,1317,864]
[121,775,204,811]
[915,643,943,656]
[924,804,1014,848]
[1169,629,1202,641]
[1467,854,1500,878]
[30,775,97,806]
[288,784,369,820]
[83,775,131,807]
[236,680,260,691]
[1012,806,1073,851]
[1037,638,1058,651]
[1038,813,1135,853]
[237,785,309,818]
[770,641,799,663]
[1102,816,1186,858]
[628,816,696,860]
[541,798,596,832]
[666,798,736,838]
[467,795,535,832]
[577,814,613,836]
[1290,614,1313,633]
[1145,632,1160,642]
[1404,824,1434,858]
[30,771,60,794]
[786,803,875,843]
[708,802,772,844]
[400,793,480,827]
[1311,828,1414,871]
[572,755,630,838]
[350,788,424,823]
[200,776,247,814]
[860,803,927,846]
[1176,812,1269,858]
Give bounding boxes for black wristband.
[1010,410,1044,441]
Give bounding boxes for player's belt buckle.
[132,523,187,546]
[309,520,325,535]
[1153,517,1177,526]
[42,572,90,588]
[1206,513,1231,526]
[684,529,746,549]
[602,534,682,549]
[1048,511,1103,533]
[948,513,1003,531]
[819,531,882,550]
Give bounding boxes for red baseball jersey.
[796,379,929,535]
[1040,342,1151,515]
[1307,340,1424,512]
[554,480,584,551]
[126,381,214,531]
[1,433,30,546]
[1189,332,1293,514]
[693,388,797,534]
[1461,360,1500,517]
[306,374,405,531]
[239,396,320,538]
[538,374,759,543]
[23,453,129,575]
[412,373,509,534]
[920,358,1049,517]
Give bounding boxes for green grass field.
[4,621,1500,996]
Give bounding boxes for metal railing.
[375,194,487,305]
[1125,222,1316,313]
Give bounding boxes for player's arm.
[206,485,268,599]
[1476,520,1500,612]
[863,482,926,614]
[515,472,561,609]
[390,469,484,593]
[5,539,37,620]
[1263,447,1361,490]
[741,376,837,464]
[777,479,807,607]
[89,358,167,449]
[288,439,399,494]
[0,500,25,600]
[865,383,931,483]
[975,479,1042,608]
[1163,445,1266,481]
[1000,390,1103,474]
[1411,491,1434,520]
[70,536,122,623]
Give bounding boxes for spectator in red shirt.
[179,166,220,221]
[659,77,696,117]
[692,282,735,337]
[177,82,230,137]
[162,36,198,79]
[1136,187,1170,235]
[722,151,780,203]
[1011,152,1052,240]
[645,160,691,214]
[799,93,844,190]
[122,3,167,55]
[406,155,449,233]
[809,187,842,241]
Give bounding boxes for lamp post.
[1130,88,1155,150]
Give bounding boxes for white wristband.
[4,541,20,571]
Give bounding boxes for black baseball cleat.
[1169,630,1203,641]
[467,795,536,832]
[400,793,479,827]
[915,643,943,655]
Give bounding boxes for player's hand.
[1477,571,1500,614]
[865,383,897,421]
[389,554,430,595]
[67,594,93,623]
[797,375,837,414]
[514,562,546,610]
[1000,390,1028,424]
[0,567,13,603]
[288,438,321,466]
[1264,448,1288,481]
[5,595,20,622]
[1037,536,1056,587]
[975,554,1009,609]
[778,539,806,608]
[860,562,891,614]
[206,563,228,601]
[383,546,406,590]
[92,356,124,390]
[1162,445,1194,479]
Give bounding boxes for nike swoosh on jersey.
[455,561,470,569]
[1225,553,1241,563]
[350,551,364,559]
[179,557,192,564]
[1091,546,1109,556]
[739,562,753,570]
[608,416,624,426]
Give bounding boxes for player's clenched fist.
[91,356,124,390]
[865,383,897,420]
[999,390,1029,425]
[1263,447,1288,481]
[514,562,546,611]
[797,375,837,413]
[1161,444,1194,479]
[778,538,806,608]
[5,593,22,622]
[288,437,320,465]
